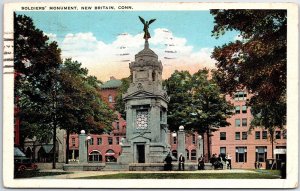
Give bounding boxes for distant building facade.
[210,91,286,169]
[67,76,126,163]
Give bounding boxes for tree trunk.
[65,129,70,164]
[270,130,274,159]
[52,78,57,169]
[52,122,56,169]
[206,130,210,161]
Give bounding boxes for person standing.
[198,155,205,170]
[178,153,185,171]
[226,153,232,169]
[164,153,173,171]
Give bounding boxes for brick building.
[210,91,286,169]
[68,76,126,163]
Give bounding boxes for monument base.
[62,162,213,171]
[63,163,105,171]
[118,142,170,164]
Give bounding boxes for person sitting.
[225,153,232,169]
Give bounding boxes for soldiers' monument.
[118,17,170,164]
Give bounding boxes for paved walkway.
[34,169,257,179]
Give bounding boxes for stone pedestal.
[177,128,185,157]
[197,137,204,158]
[79,133,87,163]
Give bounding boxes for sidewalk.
[34,169,257,179]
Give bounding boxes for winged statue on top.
[139,16,156,40]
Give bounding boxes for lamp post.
[86,135,91,163]
[172,131,177,138]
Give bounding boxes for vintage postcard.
[2,2,298,189]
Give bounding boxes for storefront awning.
[274,149,286,154]
[105,153,115,156]
[105,149,115,156]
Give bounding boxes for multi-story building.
[68,76,126,163]
[210,91,286,169]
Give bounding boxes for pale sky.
[17,11,239,82]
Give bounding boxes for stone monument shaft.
[118,18,170,164]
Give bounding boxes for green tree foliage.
[250,101,286,157]
[164,69,233,158]
[14,14,116,166]
[114,76,131,119]
[210,10,287,157]
[163,71,193,132]
[14,13,62,147]
[58,59,116,163]
[211,10,286,104]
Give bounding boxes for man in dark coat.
[178,153,185,171]
[164,153,173,171]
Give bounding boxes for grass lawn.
[14,170,73,178]
[78,172,281,179]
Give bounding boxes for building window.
[72,138,75,147]
[275,131,281,139]
[192,134,196,144]
[242,105,247,113]
[186,149,189,160]
[89,138,94,145]
[242,118,247,126]
[97,138,102,145]
[220,132,226,140]
[89,151,102,162]
[173,137,177,144]
[220,147,226,159]
[191,150,197,160]
[108,137,113,145]
[108,95,113,103]
[172,150,178,159]
[283,130,287,139]
[255,131,261,140]
[234,91,247,101]
[116,137,120,145]
[235,132,240,140]
[235,119,241,127]
[256,146,267,162]
[235,106,240,114]
[262,131,268,139]
[105,150,116,162]
[236,147,247,163]
[242,132,247,140]
[116,122,119,130]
